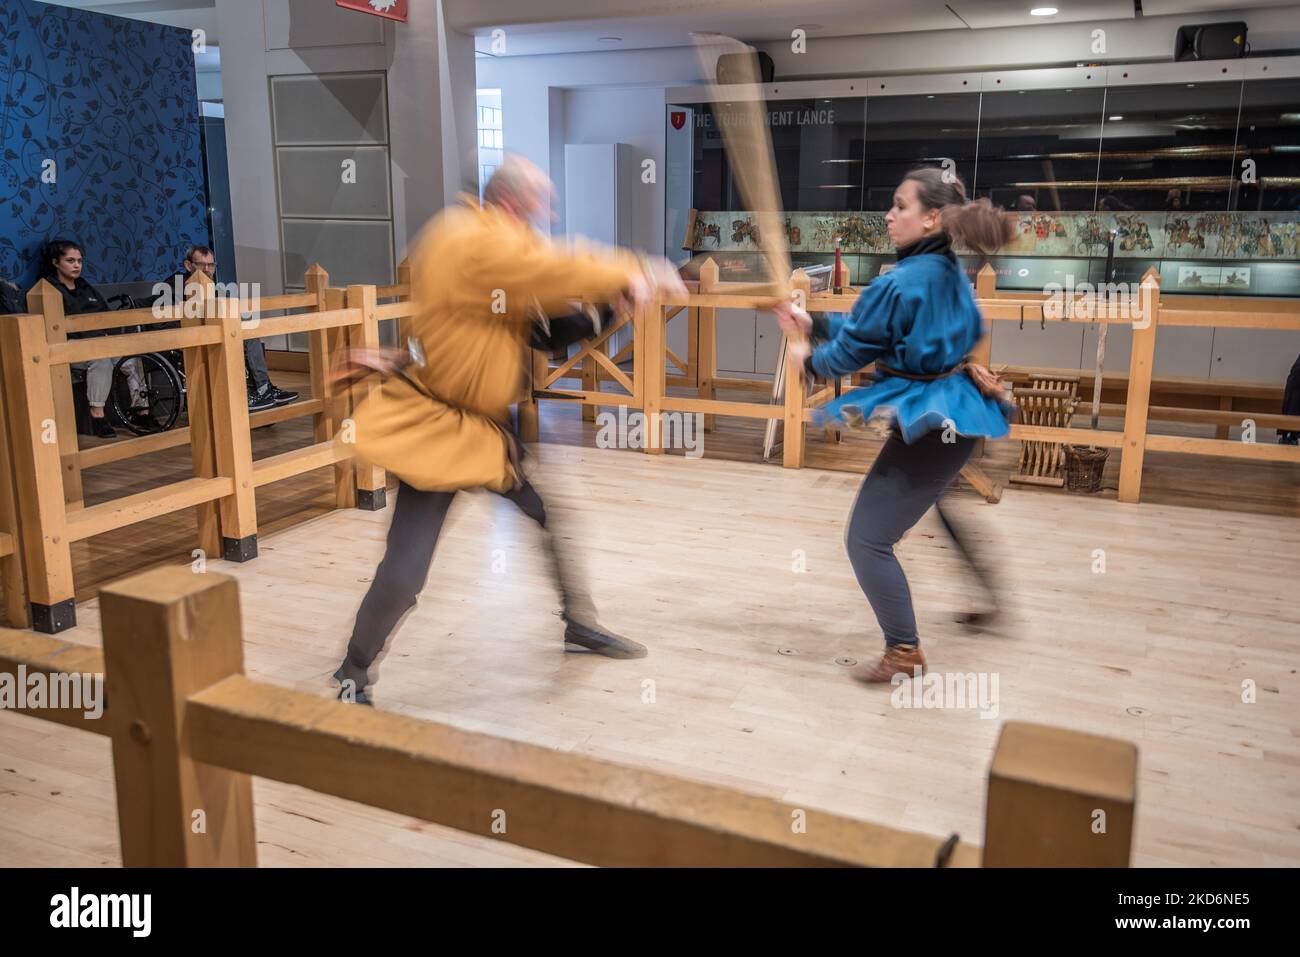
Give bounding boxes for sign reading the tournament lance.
[335,0,408,22]
[698,107,836,128]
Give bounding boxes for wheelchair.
[97,294,187,435]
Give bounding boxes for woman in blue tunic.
[775,167,1014,684]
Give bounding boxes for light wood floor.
[3,420,1299,866]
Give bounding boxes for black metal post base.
[356,487,387,511]
[30,599,76,634]
[222,535,258,562]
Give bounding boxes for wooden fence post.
[26,281,83,508]
[346,284,384,510]
[972,264,996,367]
[782,269,811,469]
[101,565,257,866]
[1118,269,1161,505]
[207,294,258,560]
[983,721,1137,866]
[305,265,353,509]
[640,297,665,455]
[518,349,543,443]
[697,259,718,432]
[185,270,221,558]
[395,255,412,344]
[0,351,30,628]
[0,313,77,632]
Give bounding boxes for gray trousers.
[75,357,145,409]
[846,429,994,647]
[245,338,270,391]
[337,479,599,688]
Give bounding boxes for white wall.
[478,4,1300,252]
[478,5,1300,383]
[561,88,665,254]
[216,0,476,295]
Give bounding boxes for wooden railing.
[0,564,1138,867]
[523,260,1300,505]
[0,266,418,633]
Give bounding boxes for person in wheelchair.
[36,240,151,437]
[159,245,299,413]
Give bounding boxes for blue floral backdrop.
[0,0,205,290]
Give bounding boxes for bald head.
[483,156,555,223]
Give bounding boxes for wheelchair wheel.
[109,354,185,435]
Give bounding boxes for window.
[477,89,503,198]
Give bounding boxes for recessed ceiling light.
[1109,114,1123,120]
[1030,7,1058,15]
[598,37,622,43]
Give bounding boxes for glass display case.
[668,71,1300,299]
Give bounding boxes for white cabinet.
[716,308,758,374]
[989,322,1085,371]
[754,311,783,376]
[1210,328,1300,383]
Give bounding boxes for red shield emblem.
[670,111,686,130]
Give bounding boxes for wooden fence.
[0,564,1137,867]
[5,257,1298,631]
[523,261,1300,505]
[0,266,414,632]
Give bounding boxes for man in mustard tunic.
[334,157,685,705]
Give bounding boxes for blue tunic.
[808,252,1011,443]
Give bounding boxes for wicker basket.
[1065,445,1110,493]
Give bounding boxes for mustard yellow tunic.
[351,199,642,493]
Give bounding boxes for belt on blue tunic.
[873,359,970,382]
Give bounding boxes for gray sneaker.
[563,620,647,659]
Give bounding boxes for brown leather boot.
[851,644,927,684]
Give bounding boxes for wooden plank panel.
[206,297,259,547]
[374,301,415,322]
[27,283,83,507]
[187,674,960,868]
[345,284,381,504]
[74,400,324,470]
[253,441,351,488]
[64,307,188,335]
[0,312,75,608]
[1118,272,1162,504]
[254,293,318,311]
[65,477,234,542]
[0,351,28,626]
[184,272,221,558]
[100,567,257,866]
[49,326,221,365]
[0,629,107,735]
[1144,434,1300,462]
[1009,425,1124,449]
[245,309,361,340]
[660,396,783,420]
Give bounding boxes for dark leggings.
[337,479,598,687]
[846,429,994,647]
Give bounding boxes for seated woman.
[36,240,150,437]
